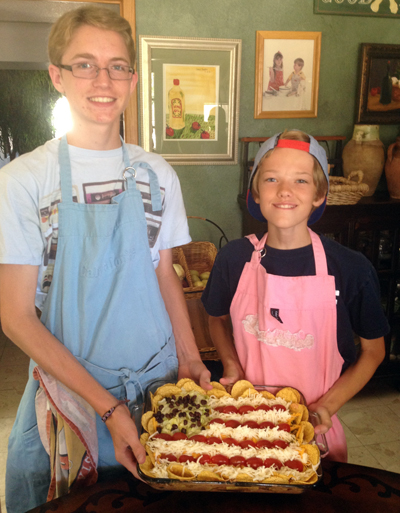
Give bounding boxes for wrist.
[101,398,129,423]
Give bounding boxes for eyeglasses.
[59,63,134,80]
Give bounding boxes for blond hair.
[48,6,136,68]
[252,130,328,205]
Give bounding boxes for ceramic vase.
[342,125,385,196]
[385,136,400,199]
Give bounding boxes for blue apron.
[6,136,178,513]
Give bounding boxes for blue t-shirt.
[202,233,390,372]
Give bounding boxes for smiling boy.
[202,130,389,463]
[0,6,210,513]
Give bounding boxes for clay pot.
[385,136,400,199]
[342,125,385,196]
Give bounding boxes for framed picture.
[314,0,400,19]
[356,43,400,124]
[254,31,321,119]
[139,36,241,165]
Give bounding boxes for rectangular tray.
[137,381,328,493]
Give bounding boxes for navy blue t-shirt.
[201,233,390,372]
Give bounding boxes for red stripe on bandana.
[276,140,310,152]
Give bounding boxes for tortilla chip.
[140,432,149,446]
[303,443,320,466]
[148,417,157,435]
[240,388,260,398]
[289,403,305,425]
[263,474,289,484]
[167,464,195,480]
[301,421,314,443]
[260,390,276,400]
[295,470,319,485]
[210,381,226,391]
[206,388,230,398]
[301,407,309,423]
[235,473,254,482]
[231,380,255,399]
[151,393,162,412]
[141,411,154,432]
[292,424,304,443]
[176,378,195,389]
[197,470,225,482]
[147,446,156,466]
[155,384,182,397]
[276,387,301,403]
[182,381,206,394]
[139,455,155,477]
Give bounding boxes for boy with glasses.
[0,6,211,512]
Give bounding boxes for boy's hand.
[219,361,245,387]
[178,359,212,390]
[307,403,332,435]
[105,404,146,480]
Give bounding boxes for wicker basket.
[173,241,218,300]
[327,170,369,206]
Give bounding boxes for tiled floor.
[1,329,400,512]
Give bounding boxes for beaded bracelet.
[101,399,129,423]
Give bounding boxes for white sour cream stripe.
[205,423,294,442]
[209,409,292,424]
[207,395,290,409]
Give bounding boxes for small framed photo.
[254,31,321,119]
[139,36,242,165]
[356,43,400,124]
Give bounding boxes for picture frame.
[314,0,400,19]
[356,43,400,125]
[139,35,241,165]
[254,31,321,119]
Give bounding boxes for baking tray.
[137,380,328,493]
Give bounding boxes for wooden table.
[27,460,400,513]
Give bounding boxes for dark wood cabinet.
[238,137,400,379]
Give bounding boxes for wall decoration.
[139,36,241,165]
[356,43,400,124]
[314,0,400,19]
[254,31,321,119]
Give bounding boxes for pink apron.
[230,229,347,462]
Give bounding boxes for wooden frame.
[356,43,400,125]
[48,0,138,144]
[254,31,321,119]
[139,35,241,165]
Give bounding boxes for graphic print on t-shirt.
[39,187,79,291]
[38,179,165,293]
[82,180,124,204]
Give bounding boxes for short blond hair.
[48,5,136,68]
[252,130,328,204]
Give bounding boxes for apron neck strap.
[59,135,73,204]
[308,229,328,276]
[124,161,162,212]
[58,136,162,212]
[246,229,328,276]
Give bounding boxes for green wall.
[135,0,400,246]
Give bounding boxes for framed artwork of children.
[356,43,400,124]
[254,31,321,119]
[139,35,242,165]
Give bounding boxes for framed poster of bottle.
[356,43,400,124]
[139,36,241,165]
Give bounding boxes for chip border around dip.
[230,380,255,399]
[138,380,325,492]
